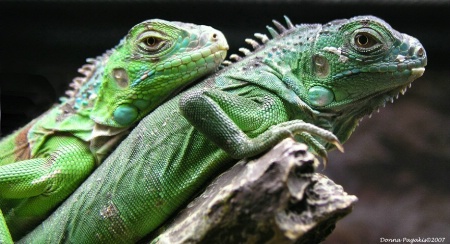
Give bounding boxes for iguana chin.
[0,19,228,241]
[18,16,426,243]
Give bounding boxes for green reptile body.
[17,15,426,243]
[0,19,228,241]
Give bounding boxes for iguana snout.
[398,33,427,82]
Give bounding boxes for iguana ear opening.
[312,54,330,78]
[112,68,129,88]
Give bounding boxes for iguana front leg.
[180,86,342,160]
[0,136,95,240]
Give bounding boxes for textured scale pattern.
[17,15,426,243]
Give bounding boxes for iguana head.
[91,19,228,127]
[301,16,427,143]
[228,16,426,150]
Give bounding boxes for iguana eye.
[355,33,378,48]
[145,37,159,47]
[137,35,168,53]
[142,36,165,51]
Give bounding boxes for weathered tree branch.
[148,138,357,244]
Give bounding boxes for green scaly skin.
[19,16,426,243]
[0,19,228,241]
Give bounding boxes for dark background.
[0,0,449,243]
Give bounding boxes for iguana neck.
[53,50,129,148]
[218,22,323,117]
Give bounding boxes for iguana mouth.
[332,57,426,81]
[359,66,425,118]
[328,64,425,110]
[382,66,425,97]
[326,64,425,120]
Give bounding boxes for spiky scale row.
[255,33,270,43]
[226,16,295,63]
[245,38,260,49]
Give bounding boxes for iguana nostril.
[417,47,424,57]
[211,33,218,41]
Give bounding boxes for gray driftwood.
[148,138,357,244]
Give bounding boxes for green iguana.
[19,15,426,243]
[0,19,228,241]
